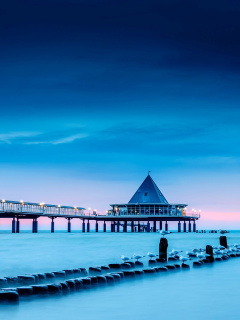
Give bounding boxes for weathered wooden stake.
[220,236,227,248]
[159,237,168,261]
[206,245,214,262]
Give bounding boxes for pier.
[0,174,200,233]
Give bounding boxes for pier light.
[20,200,24,205]
[1,199,5,203]
[40,202,44,206]
[58,205,61,208]
[88,208,91,214]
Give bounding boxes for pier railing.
[0,200,85,217]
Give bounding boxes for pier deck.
[0,199,200,233]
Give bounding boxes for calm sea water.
[0,231,240,320]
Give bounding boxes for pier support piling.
[112,222,115,232]
[123,221,127,233]
[95,221,98,232]
[103,221,106,232]
[16,219,20,233]
[110,222,115,232]
[147,221,150,232]
[67,219,71,233]
[153,221,157,232]
[188,221,191,233]
[12,218,16,233]
[183,221,186,232]
[87,221,90,233]
[32,219,38,233]
[159,221,162,231]
[138,222,141,232]
[131,221,134,233]
[165,221,168,231]
[178,221,181,233]
[159,237,168,261]
[117,221,120,232]
[32,219,36,233]
[82,220,85,233]
[193,221,196,232]
[51,218,55,233]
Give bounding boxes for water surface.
[0,231,239,320]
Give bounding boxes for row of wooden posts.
[10,217,197,233]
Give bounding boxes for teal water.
[0,231,240,320]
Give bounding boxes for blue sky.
[0,0,240,227]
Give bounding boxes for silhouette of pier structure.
[0,174,200,233]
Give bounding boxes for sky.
[0,0,240,229]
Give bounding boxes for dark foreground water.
[0,231,240,320]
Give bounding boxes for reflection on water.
[0,231,240,320]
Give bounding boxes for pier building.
[110,174,187,217]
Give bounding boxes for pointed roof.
[128,174,168,204]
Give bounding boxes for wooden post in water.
[159,237,168,261]
[206,245,214,262]
[220,236,228,248]
[103,221,107,232]
[95,221,98,232]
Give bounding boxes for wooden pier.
[0,199,199,233]
[0,174,200,233]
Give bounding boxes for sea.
[0,230,240,320]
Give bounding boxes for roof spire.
[128,174,168,204]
